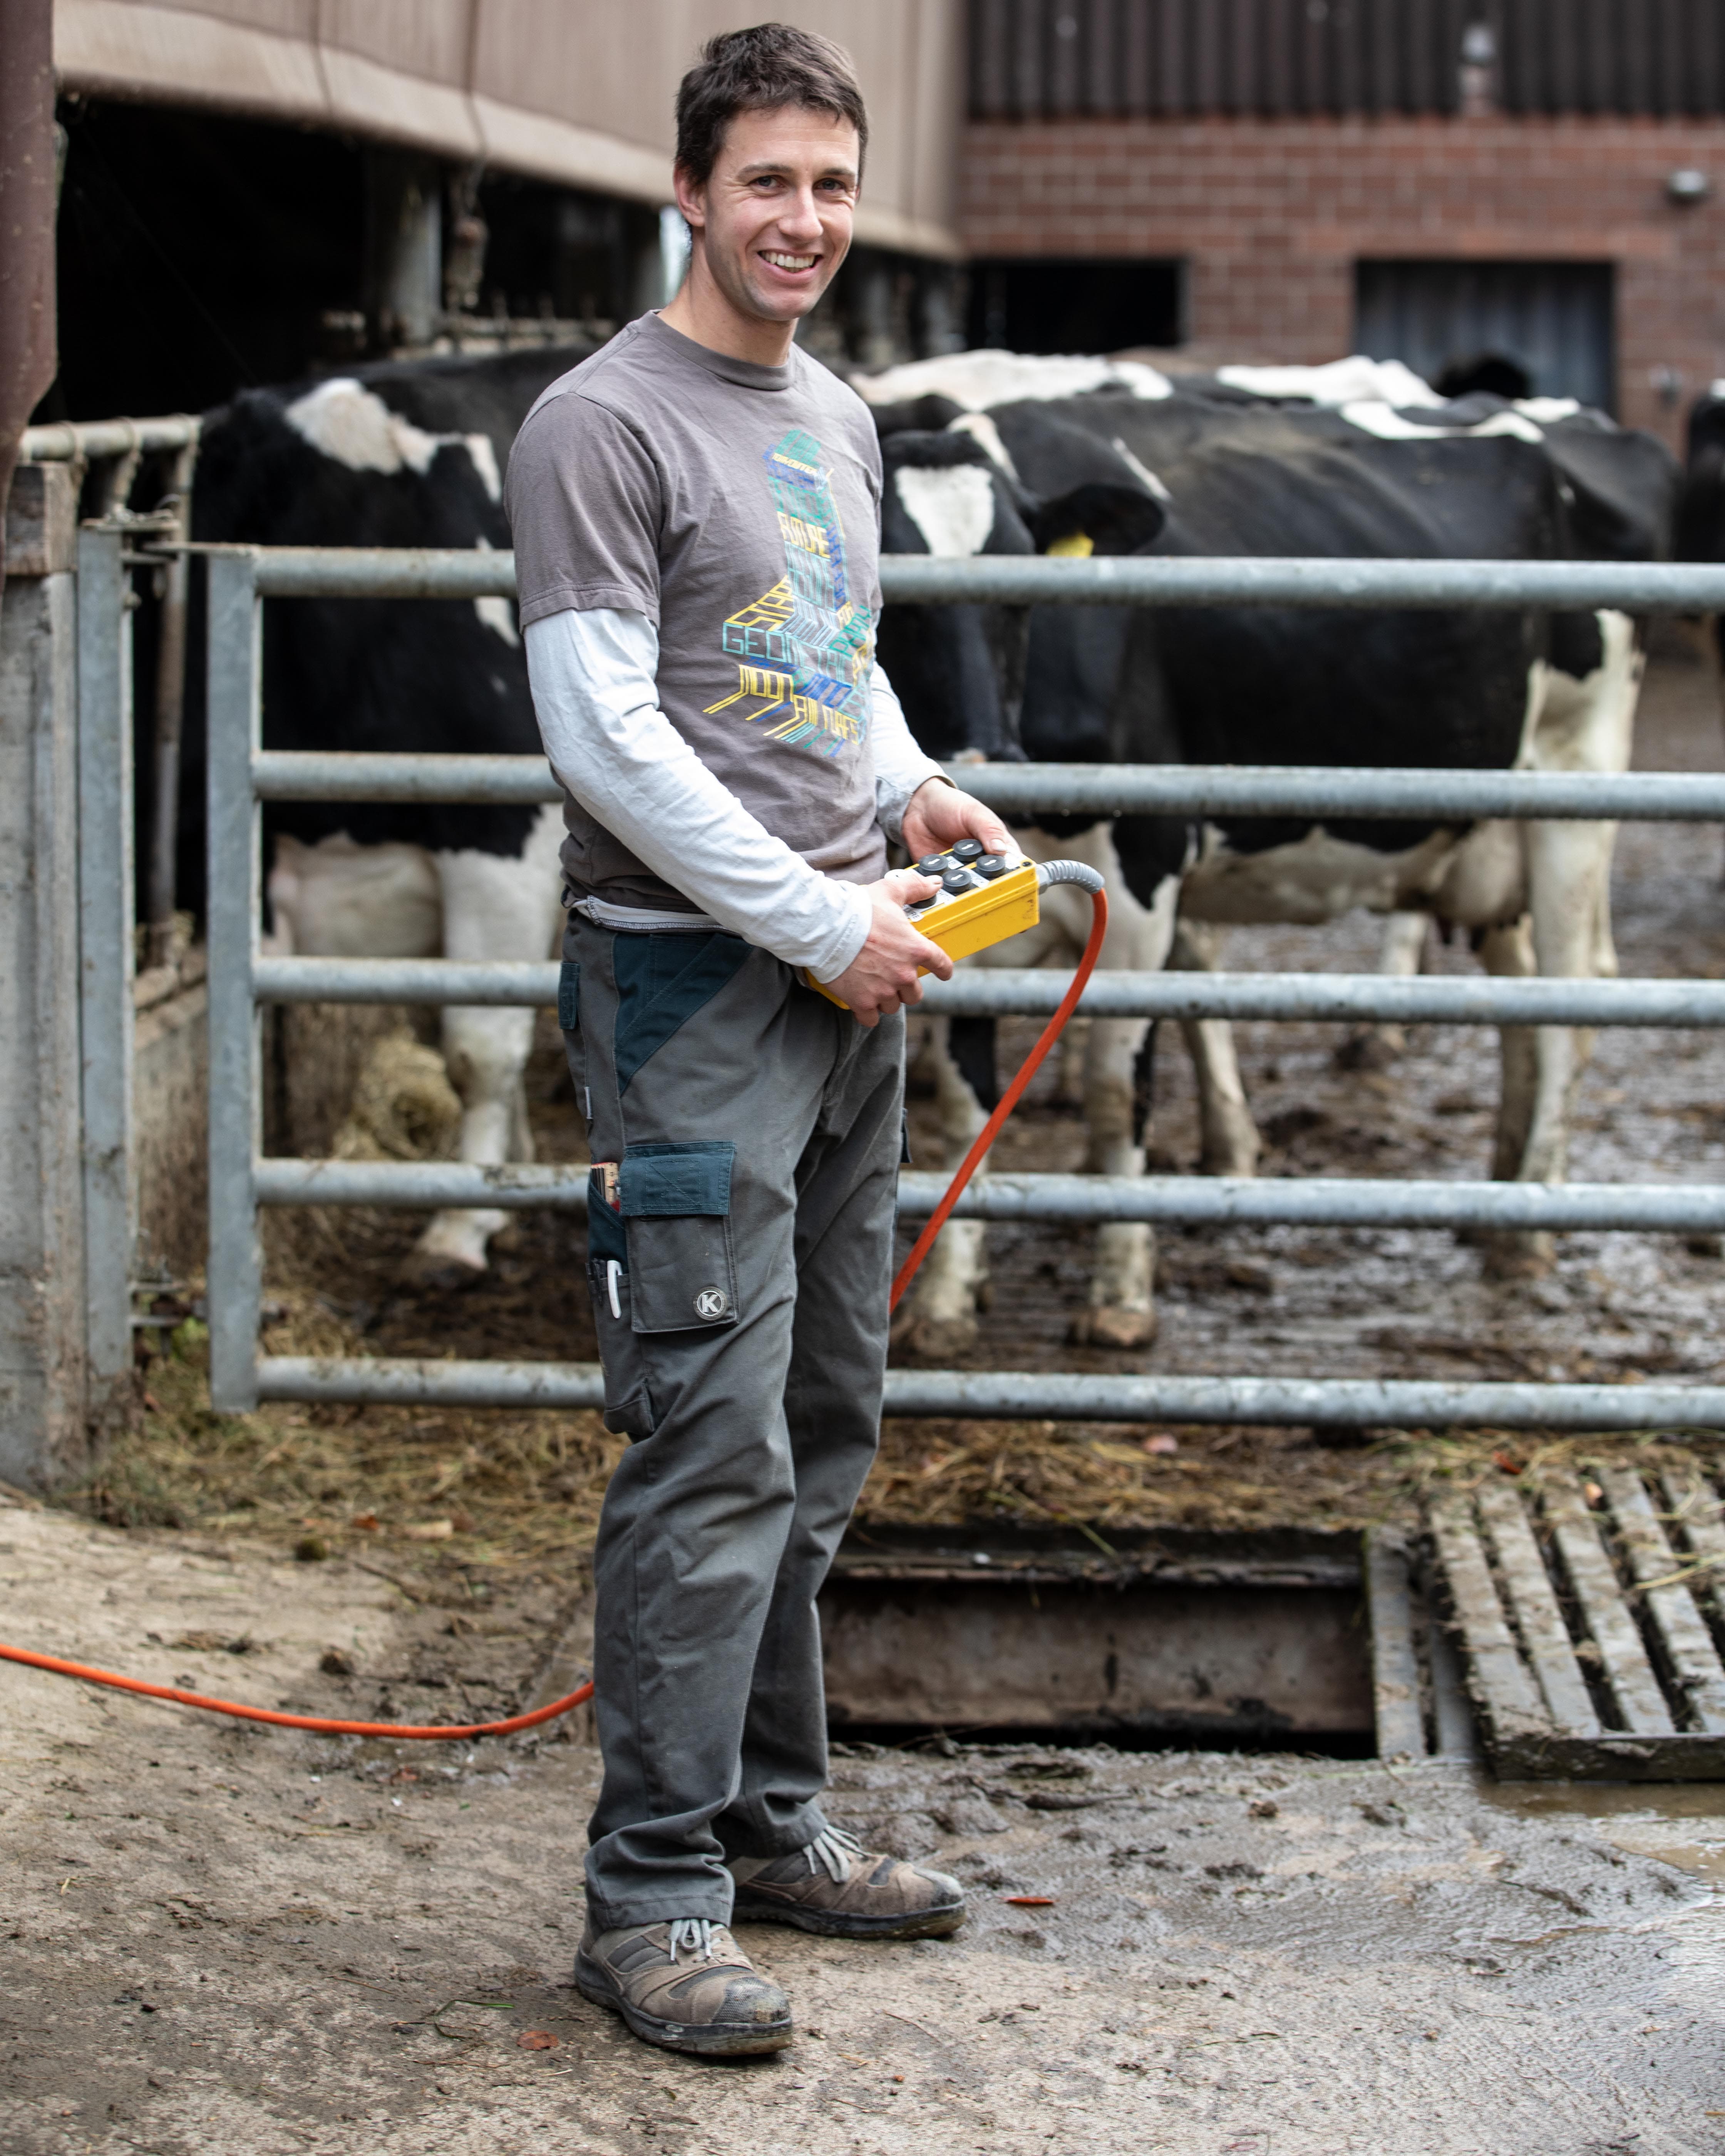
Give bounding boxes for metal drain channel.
[806,1524,1467,1764]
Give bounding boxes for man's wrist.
[808,884,874,984]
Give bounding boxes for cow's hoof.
[1070,1305,1157,1349]
[1480,1232,1554,1282]
[400,1249,488,1293]
[896,1313,980,1361]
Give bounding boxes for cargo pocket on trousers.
[586,1166,654,1438]
[619,1141,739,1335]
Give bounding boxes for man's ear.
[672,164,706,232]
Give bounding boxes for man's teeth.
[765,252,817,270]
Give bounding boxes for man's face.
[676,105,859,327]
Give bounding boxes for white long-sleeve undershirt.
[522,607,946,982]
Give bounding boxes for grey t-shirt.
[505,312,888,911]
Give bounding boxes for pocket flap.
[619,1141,735,1218]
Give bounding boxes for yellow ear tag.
[1046,531,1094,557]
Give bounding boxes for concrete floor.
[3,1487,1722,2156]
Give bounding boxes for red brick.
[959,111,1725,443]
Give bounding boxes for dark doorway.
[1354,259,1616,412]
[969,258,1185,354]
[47,100,367,423]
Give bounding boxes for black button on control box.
[950,838,984,863]
[973,853,1007,879]
[915,853,948,877]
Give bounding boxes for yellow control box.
[807,847,1041,1008]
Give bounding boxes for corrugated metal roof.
[969,0,1725,119]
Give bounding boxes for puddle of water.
[1481,1777,1725,1886]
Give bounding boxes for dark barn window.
[970,258,1185,354]
[1354,260,1616,414]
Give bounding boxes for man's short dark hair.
[675,23,868,187]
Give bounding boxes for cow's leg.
[1059,832,1181,1349]
[1477,914,1552,1277]
[1516,815,1622,1180]
[1337,909,1429,1070]
[409,809,564,1286]
[1168,919,1260,1176]
[1478,610,1640,1278]
[1068,1010,1158,1345]
[1057,1014,1090,1105]
[898,1015,993,1358]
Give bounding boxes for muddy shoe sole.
[728,1894,965,1940]
[574,1952,794,2057]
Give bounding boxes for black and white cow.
[190,342,595,1284]
[1676,379,1725,575]
[858,351,1678,1353]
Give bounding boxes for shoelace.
[666,1917,720,1964]
[805,1825,865,1884]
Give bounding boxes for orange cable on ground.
[891,882,1108,1313]
[0,1640,591,1739]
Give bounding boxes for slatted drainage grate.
[817,1527,1382,1755]
[1429,1463,1725,1780]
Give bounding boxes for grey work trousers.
[561,914,903,1930]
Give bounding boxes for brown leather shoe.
[575,1919,792,2056]
[728,1826,965,1939]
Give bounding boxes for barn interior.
[5,3,1725,2147]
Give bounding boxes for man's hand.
[900,778,1015,870]
[824,868,952,1026]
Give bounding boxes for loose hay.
[332,1027,462,1162]
[68,1272,1719,1579]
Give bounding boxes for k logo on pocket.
[693,1286,730,1321]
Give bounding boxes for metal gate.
[205,543,1725,1429]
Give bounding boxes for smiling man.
[504,26,1009,2059]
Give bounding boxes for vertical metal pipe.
[144,436,198,970]
[75,525,136,1412]
[205,551,262,1412]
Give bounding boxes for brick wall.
[961,114,1725,445]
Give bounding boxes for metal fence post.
[205,552,262,1413]
[75,524,136,1423]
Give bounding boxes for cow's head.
[1677,388,1725,564]
[876,410,1169,765]
[980,404,1171,766]
[876,428,1035,762]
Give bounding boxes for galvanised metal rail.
[252,1158,1725,1235]
[236,543,1725,613]
[251,1359,1725,1431]
[22,414,201,462]
[251,747,1725,821]
[206,543,1725,1426]
[250,952,1725,1028]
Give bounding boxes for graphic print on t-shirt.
[704,427,874,758]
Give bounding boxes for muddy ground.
[3,1485,1723,2154]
